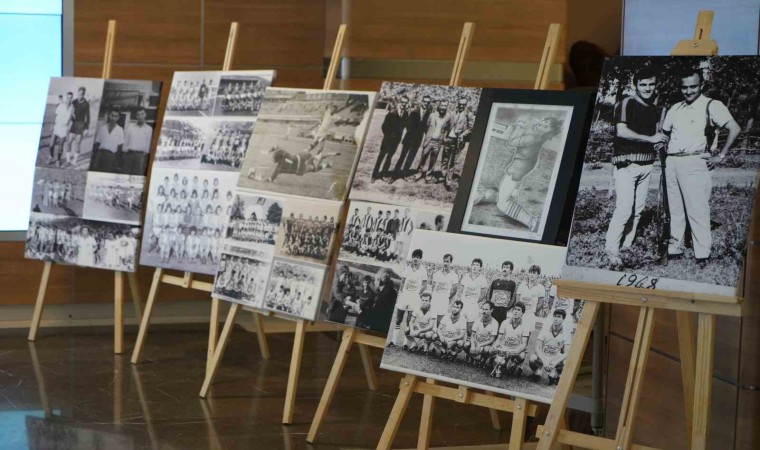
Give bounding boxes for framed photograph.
[274,197,340,265]
[562,56,760,297]
[262,257,326,321]
[238,88,376,201]
[379,230,582,404]
[211,247,272,309]
[349,82,482,212]
[449,89,592,244]
[25,77,162,272]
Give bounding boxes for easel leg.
[114,355,123,425]
[486,391,502,430]
[253,311,271,360]
[377,374,418,450]
[207,297,221,375]
[306,328,358,442]
[199,303,240,398]
[358,342,378,390]
[691,313,715,450]
[418,378,435,450]
[282,319,307,424]
[131,268,163,364]
[536,301,600,450]
[126,272,143,322]
[614,307,656,449]
[509,397,528,450]
[28,261,53,341]
[131,364,159,450]
[114,272,124,354]
[28,342,51,418]
[677,310,696,442]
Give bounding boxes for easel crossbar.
[161,274,213,292]
[536,427,661,450]
[354,332,386,348]
[411,381,539,415]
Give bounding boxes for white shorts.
[462,301,480,322]
[430,295,450,316]
[396,292,419,311]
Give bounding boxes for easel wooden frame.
[27,20,144,355]
[198,24,377,426]
[130,22,271,370]
[373,23,564,450]
[536,12,736,450]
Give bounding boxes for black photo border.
[448,88,593,245]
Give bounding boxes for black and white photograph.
[82,172,144,225]
[238,88,376,201]
[350,82,482,212]
[323,259,402,334]
[211,247,271,309]
[154,118,255,172]
[274,197,340,265]
[262,258,326,321]
[165,72,221,116]
[26,213,139,272]
[223,192,283,253]
[379,230,582,404]
[140,167,238,275]
[451,89,592,243]
[341,201,449,270]
[30,167,87,218]
[35,77,104,171]
[211,73,271,117]
[88,79,162,175]
[563,56,760,297]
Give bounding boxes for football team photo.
[212,247,271,309]
[262,258,325,321]
[274,197,340,265]
[82,172,144,225]
[30,167,87,218]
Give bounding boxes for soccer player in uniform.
[512,264,545,336]
[405,292,437,353]
[488,261,516,325]
[389,248,428,349]
[52,92,73,165]
[527,309,570,385]
[458,258,488,336]
[67,87,90,167]
[491,302,530,378]
[468,301,499,367]
[430,253,459,323]
[433,300,467,360]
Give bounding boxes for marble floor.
[0,325,590,450]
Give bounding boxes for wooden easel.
[536,12,733,450]
[198,24,376,426]
[374,23,563,450]
[27,20,144,355]
[130,22,271,370]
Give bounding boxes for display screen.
[0,1,64,232]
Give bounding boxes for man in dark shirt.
[604,67,667,266]
[368,269,398,334]
[394,95,432,178]
[67,87,90,166]
[488,261,517,325]
[372,96,409,182]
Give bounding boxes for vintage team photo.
[379,230,582,404]
[154,118,255,172]
[262,258,325,321]
[341,201,449,270]
[350,82,482,211]
[274,197,340,265]
[82,172,144,225]
[88,79,162,175]
[212,247,271,309]
[140,167,238,275]
[563,56,760,296]
[461,103,574,240]
[223,192,283,253]
[165,72,221,116]
[30,167,87,218]
[26,213,139,272]
[211,73,271,117]
[238,88,375,201]
[35,77,104,171]
[323,259,402,334]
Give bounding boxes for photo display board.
[562,56,760,297]
[26,77,163,272]
[379,229,583,404]
[139,70,275,275]
[211,87,377,321]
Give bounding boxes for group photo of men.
[155,120,204,165]
[277,211,337,263]
[212,252,269,308]
[351,82,481,211]
[564,56,760,290]
[262,259,323,320]
[214,76,267,115]
[30,169,86,217]
[82,174,144,225]
[166,77,217,113]
[199,122,253,170]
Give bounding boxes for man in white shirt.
[433,300,467,360]
[459,258,488,334]
[76,226,98,267]
[527,309,570,385]
[405,292,437,353]
[52,92,73,166]
[430,253,459,322]
[512,264,546,335]
[468,301,499,367]
[91,108,124,173]
[415,99,451,181]
[124,107,154,175]
[491,302,530,378]
[662,68,741,265]
[389,248,428,349]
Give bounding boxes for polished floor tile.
[0,325,589,449]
